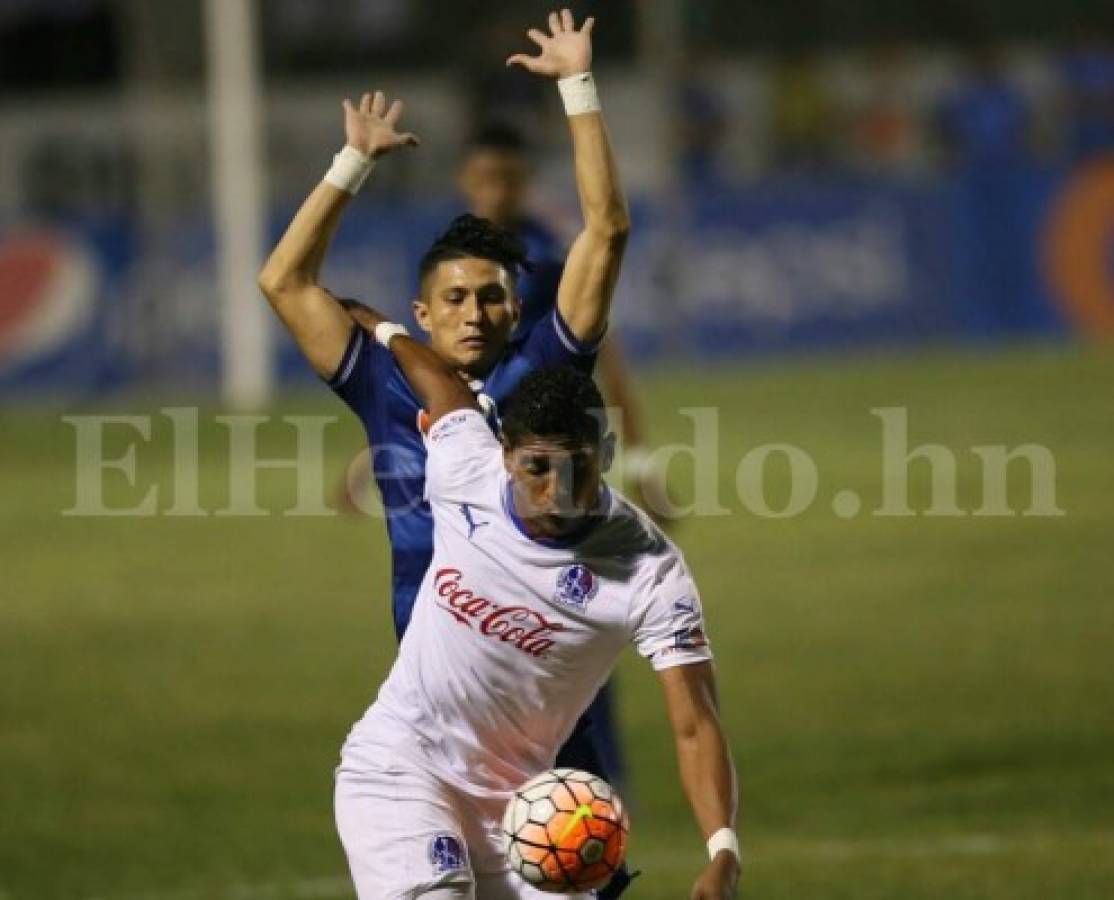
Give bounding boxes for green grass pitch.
[2,344,1112,899]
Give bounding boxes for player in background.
[334,319,741,900]
[259,10,636,897]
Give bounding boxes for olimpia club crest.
[554,564,599,609]
[429,833,467,875]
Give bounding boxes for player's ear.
[600,433,616,473]
[412,297,433,334]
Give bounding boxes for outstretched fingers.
[560,8,575,31]
[506,53,539,72]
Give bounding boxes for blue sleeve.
[519,306,604,376]
[324,325,386,419]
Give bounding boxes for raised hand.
[506,8,594,79]
[342,90,419,159]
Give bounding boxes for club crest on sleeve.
[430,833,467,875]
[555,564,599,609]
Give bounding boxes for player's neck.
[506,485,610,547]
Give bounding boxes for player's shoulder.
[428,407,491,443]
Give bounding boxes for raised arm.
[257,91,418,378]
[380,328,478,425]
[508,10,630,344]
[658,662,741,900]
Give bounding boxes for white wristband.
[373,322,409,348]
[557,72,601,116]
[325,145,375,195]
[707,827,740,863]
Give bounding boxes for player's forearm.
[386,335,478,423]
[567,112,630,241]
[675,716,739,841]
[259,181,350,298]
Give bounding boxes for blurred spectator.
[673,51,730,188]
[461,14,553,144]
[1059,26,1114,161]
[939,45,1034,336]
[771,51,836,171]
[845,43,925,174]
[938,45,1031,170]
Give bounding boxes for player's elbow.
[587,213,630,251]
[257,264,283,301]
[584,195,631,244]
[257,263,301,304]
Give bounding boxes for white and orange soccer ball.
[502,768,630,893]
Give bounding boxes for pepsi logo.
[0,230,97,371]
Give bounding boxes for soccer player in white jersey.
[333,335,741,895]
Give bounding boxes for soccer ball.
[502,768,629,893]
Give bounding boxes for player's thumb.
[505,54,538,71]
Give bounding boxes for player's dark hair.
[467,120,529,156]
[501,367,609,448]
[418,213,531,288]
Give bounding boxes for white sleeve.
[425,408,502,505]
[629,552,714,671]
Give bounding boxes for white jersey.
[344,409,712,799]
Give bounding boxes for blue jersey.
[514,216,565,337]
[328,306,600,638]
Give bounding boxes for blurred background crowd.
[2,0,1113,399]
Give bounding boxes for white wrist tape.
[557,72,601,116]
[373,322,409,348]
[707,827,741,863]
[325,145,375,195]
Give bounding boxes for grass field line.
[88,830,1113,900]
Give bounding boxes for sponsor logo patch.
[433,568,565,658]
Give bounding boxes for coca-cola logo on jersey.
[433,567,564,658]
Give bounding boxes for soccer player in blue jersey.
[259,11,636,896]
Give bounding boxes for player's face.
[458,149,528,227]
[504,435,611,539]
[414,258,520,377]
